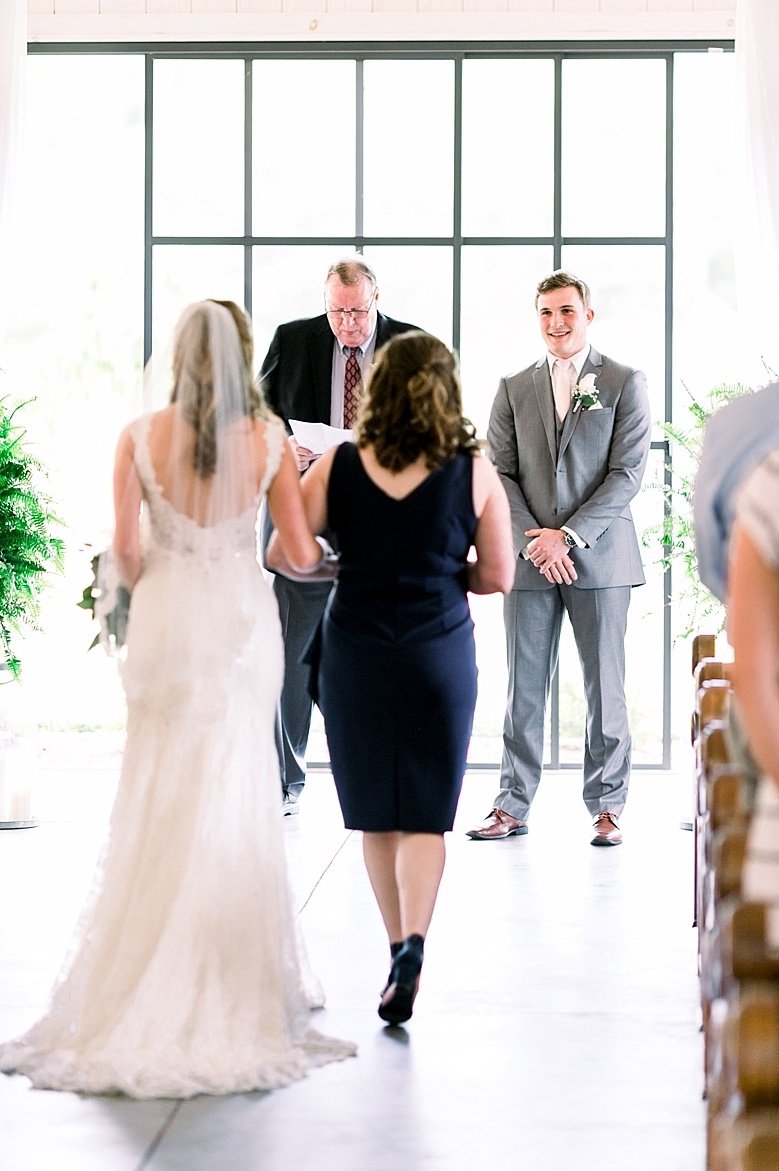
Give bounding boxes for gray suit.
[488,345,651,819]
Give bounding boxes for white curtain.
[735,0,779,377]
[0,0,27,357]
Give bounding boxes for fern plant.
[640,381,754,640]
[0,396,64,677]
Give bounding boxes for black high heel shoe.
[378,934,424,1025]
[380,941,404,998]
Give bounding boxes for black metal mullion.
[355,59,364,245]
[143,55,153,367]
[662,53,675,768]
[548,52,564,769]
[244,57,253,317]
[452,56,463,354]
[552,53,563,270]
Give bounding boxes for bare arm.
[265,441,323,572]
[298,445,337,536]
[728,520,779,785]
[112,426,143,589]
[467,455,515,595]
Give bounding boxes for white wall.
[27,0,736,45]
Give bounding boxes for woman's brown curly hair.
[356,331,479,471]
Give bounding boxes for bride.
[0,300,355,1098]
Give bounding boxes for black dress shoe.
[378,934,424,1025]
[282,792,300,816]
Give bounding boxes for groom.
[467,270,651,847]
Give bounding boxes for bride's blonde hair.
[170,301,267,476]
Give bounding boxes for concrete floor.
[0,747,705,1171]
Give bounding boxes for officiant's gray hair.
[535,270,591,310]
[326,257,377,291]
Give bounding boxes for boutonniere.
[571,372,602,412]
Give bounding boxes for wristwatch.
[562,530,577,548]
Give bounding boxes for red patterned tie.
[343,347,362,429]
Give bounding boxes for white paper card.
[290,420,353,455]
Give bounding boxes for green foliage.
[77,552,131,653]
[641,381,754,640]
[0,396,65,677]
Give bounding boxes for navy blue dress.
[314,443,479,833]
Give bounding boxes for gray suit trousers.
[495,584,632,820]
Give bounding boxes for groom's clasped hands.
[524,527,578,585]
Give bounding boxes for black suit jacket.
[259,311,419,428]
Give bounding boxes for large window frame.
[27,38,736,770]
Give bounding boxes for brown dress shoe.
[591,811,622,847]
[466,809,528,840]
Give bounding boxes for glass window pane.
[253,61,355,237]
[462,59,555,237]
[469,593,507,766]
[562,245,666,436]
[363,61,454,236]
[4,54,145,732]
[252,245,344,371]
[153,60,244,237]
[364,245,452,350]
[673,52,745,391]
[625,446,666,764]
[152,246,245,391]
[562,59,666,237]
[459,245,553,436]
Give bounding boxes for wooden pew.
[708,984,779,1171]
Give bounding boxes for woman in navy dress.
[269,331,513,1025]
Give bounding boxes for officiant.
[259,256,421,812]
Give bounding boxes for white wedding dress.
[0,414,355,1098]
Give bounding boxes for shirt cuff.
[561,525,586,549]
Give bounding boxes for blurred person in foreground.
[727,447,779,902]
[693,379,779,802]
[0,300,355,1098]
[268,330,514,1026]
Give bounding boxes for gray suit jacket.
[487,346,651,591]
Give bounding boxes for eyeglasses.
[325,290,376,322]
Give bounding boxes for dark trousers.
[272,574,334,797]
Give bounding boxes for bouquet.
[78,548,131,653]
